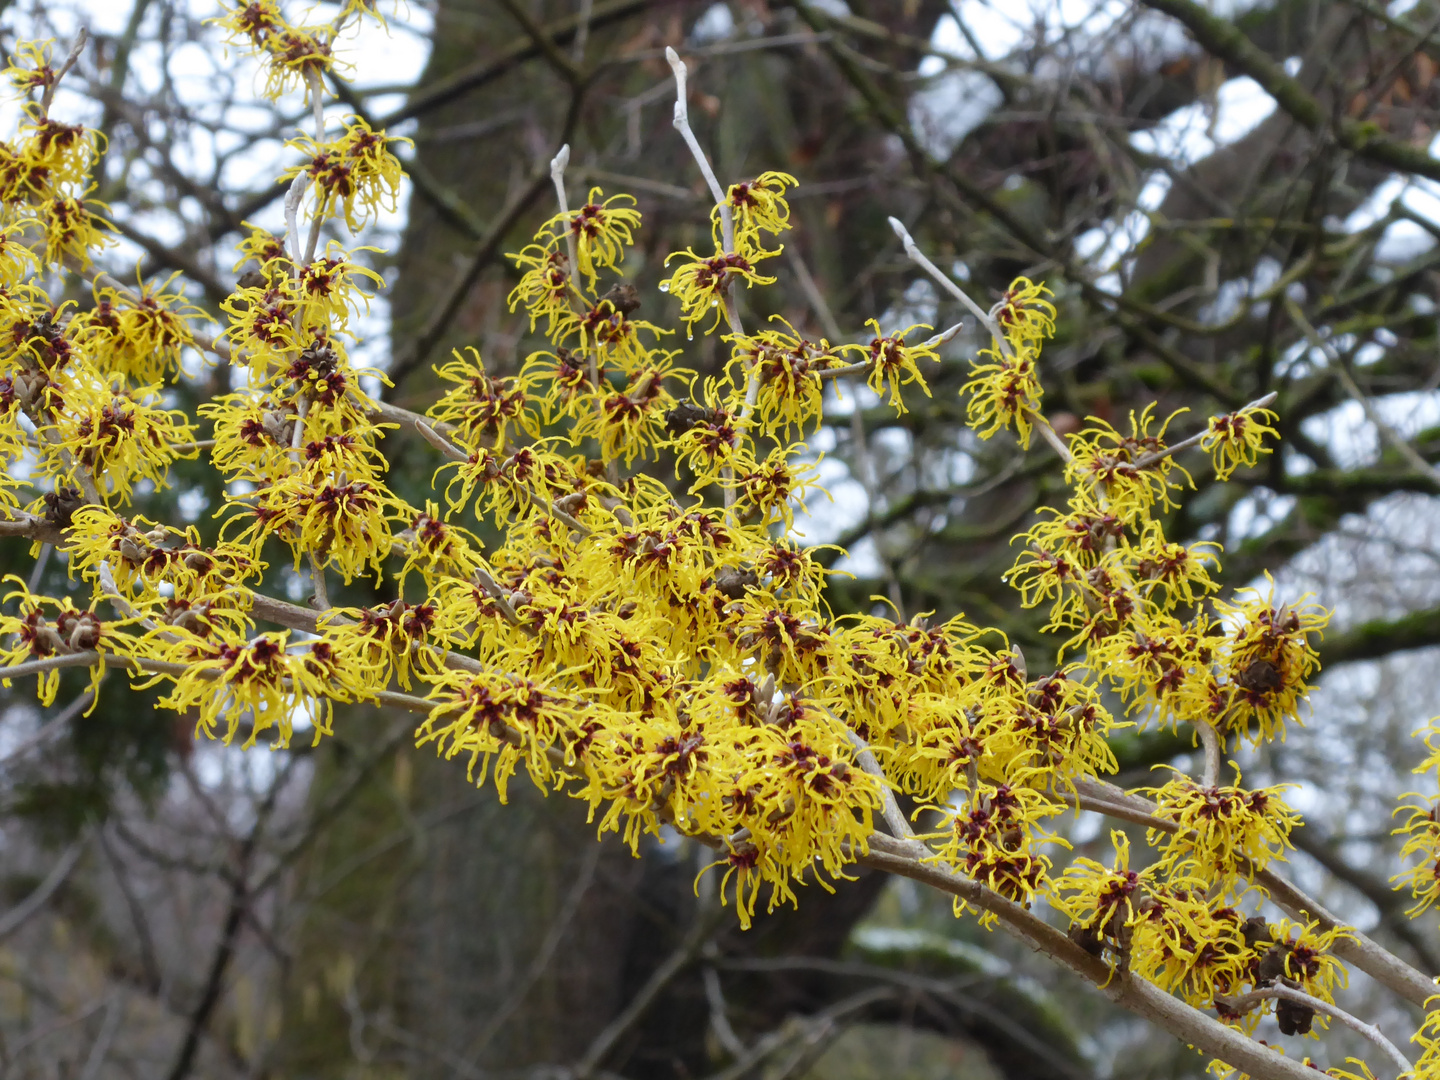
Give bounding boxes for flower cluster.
[1,17,1424,1080]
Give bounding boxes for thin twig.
[665,47,743,340]
[283,173,311,265]
[550,144,583,295]
[1193,718,1223,789]
[463,844,601,1064]
[571,903,720,1079]
[77,994,124,1080]
[308,553,330,611]
[887,217,1072,464]
[856,835,1331,1080]
[0,690,95,768]
[301,69,327,265]
[665,48,729,240]
[1213,986,1412,1075]
[414,419,591,537]
[164,760,297,1080]
[571,0,595,61]
[1287,299,1440,486]
[0,837,87,941]
[702,966,747,1058]
[1132,391,1279,470]
[844,728,924,854]
[888,216,1007,353]
[40,28,88,116]
[1030,411,1074,463]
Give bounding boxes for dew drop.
[687,333,694,341]
[658,281,670,292]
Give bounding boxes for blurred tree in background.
[6,0,1440,1077]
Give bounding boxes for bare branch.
[1213,986,1412,1075]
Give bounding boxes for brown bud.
[665,401,717,436]
[69,614,101,651]
[1257,943,1288,984]
[1241,916,1270,950]
[1275,995,1314,1036]
[33,623,66,655]
[169,604,208,633]
[601,282,641,315]
[261,410,292,445]
[1236,658,1283,694]
[1068,923,1105,956]
[715,566,758,599]
[42,486,84,529]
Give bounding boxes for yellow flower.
[39,194,112,267]
[40,378,198,503]
[319,601,443,691]
[572,295,668,373]
[519,346,602,424]
[926,777,1067,925]
[1120,519,1221,607]
[1064,405,1191,522]
[1393,791,1440,918]
[1411,1005,1440,1080]
[4,40,58,98]
[140,630,331,748]
[670,377,752,493]
[540,188,641,291]
[1202,404,1279,480]
[991,276,1056,349]
[507,243,580,341]
[1050,829,1154,954]
[428,347,539,451]
[726,321,842,438]
[1006,496,1121,614]
[75,273,208,385]
[571,354,688,466]
[212,0,285,49]
[418,668,587,803]
[232,220,290,274]
[0,222,39,286]
[280,116,409,232]
[396,501,487,589]
[1142,769,1299,892]
[717,171,796,248]
[17,116,102,189]
[1084,610,1222,726]
[64,507,263,602]
[1129,887,1254,1006]
[962,343,1042,447]
[841,319,940,409]
[0,575,138,707]
[661,247,777,335]
[730,445,821,529]
[258,27,342,102]
[296,243,385,332]
[1211,575,1328,745]
[1263,918,1353,1005]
